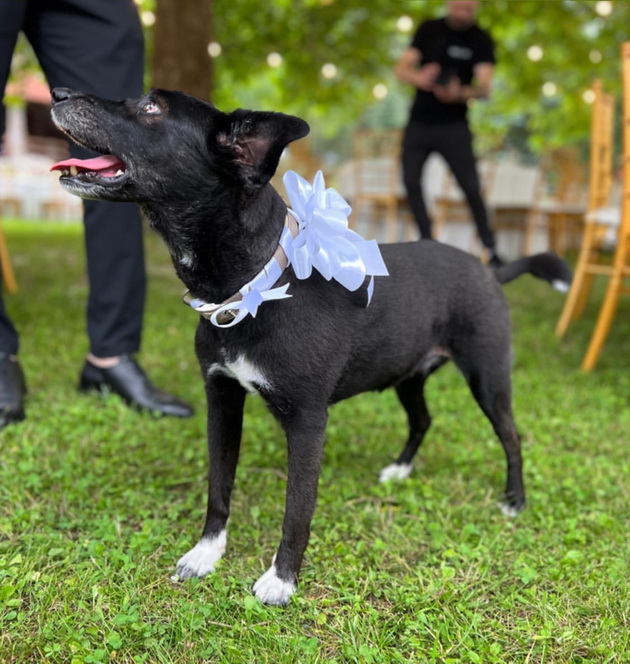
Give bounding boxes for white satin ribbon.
[187,171,389,328]
[283,170,389,302]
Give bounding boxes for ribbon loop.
[283,170,389,304]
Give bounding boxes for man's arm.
[394,46,440,92]
[461,62,493,101]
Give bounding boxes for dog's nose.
[51,87,79,104]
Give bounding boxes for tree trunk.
[152,0,213,101]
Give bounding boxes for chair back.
[352,128,402,198]
[620,44,630,242]
[588,80,615,213]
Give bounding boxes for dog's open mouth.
[50,154,127,185]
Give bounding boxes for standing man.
[395,0,502,267]
[0,0,193,429]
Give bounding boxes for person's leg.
[24,0,192,416]
[24,0,146,359]
[0,1,28,357]
[437,122,498,254]
[401,122,434,239]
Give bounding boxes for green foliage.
[9,1,630,149]
[0,220,629,663]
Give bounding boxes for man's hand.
[433,76,464,104]
[416,62,441,92]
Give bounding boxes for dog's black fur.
[51,87,571,605]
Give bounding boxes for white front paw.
[252,565,296,606]
[171,530,226,580]
[379,462,412,483]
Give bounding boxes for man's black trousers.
[0,0,145,357]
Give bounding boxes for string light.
[207,42,222,58]
[397,16,414,33]
[140,10,155,27]
[373,84,388,100]
[267,53,283,68]
[595,1,614,17]
[321,63,338,79]
[527,45,544,62]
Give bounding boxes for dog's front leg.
[174,375,246,580]
[253,405,328,606]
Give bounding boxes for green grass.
[1,220,628,664]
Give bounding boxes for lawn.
[0,220,628,664]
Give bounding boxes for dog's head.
[50,88,310,203]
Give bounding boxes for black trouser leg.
[401,124,434,239]
[0,1,28,354]
[437,122,496,251]
[22,0,146,356]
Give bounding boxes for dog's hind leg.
[380,362,446,483]
[457,356,525,517]
[253,404,328,606]
[173,375,246,580]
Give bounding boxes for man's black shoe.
[79,354,194,418]
[0,354,26,429]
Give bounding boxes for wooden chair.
[555,80,616,340]
[350,128,413,242]
[0,222,18,294]
[581,46,630,370]
[0,167,19,294]
[524,148,588,256]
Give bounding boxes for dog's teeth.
[115,169,124,176]
[69,166,78,176]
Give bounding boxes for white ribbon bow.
[283,170,389,303]
[187,171,389,328]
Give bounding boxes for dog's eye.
[141,102,161,115]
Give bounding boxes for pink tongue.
[50,155,124,173]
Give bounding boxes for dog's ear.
[216,109,310,187]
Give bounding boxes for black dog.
[50,87,571,605]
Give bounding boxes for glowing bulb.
[595,1,613,17]
[373,84,388,100]
[397,16,414,33]
[321,63,338,79]
[207,42,222,58]
[140,10,155,27]
[527,45,544,62]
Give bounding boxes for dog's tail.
[494,252,572,292]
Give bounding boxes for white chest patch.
[209,355,271,394]
[179,252,195,268]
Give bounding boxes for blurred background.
[1,0,627,257]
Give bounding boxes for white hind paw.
[379,462,413,483]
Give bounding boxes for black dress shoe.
[0,354,26,429]
[79,354,194,418]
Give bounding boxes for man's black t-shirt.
[408,17,495,124]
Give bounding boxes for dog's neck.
[144,184,287,303]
